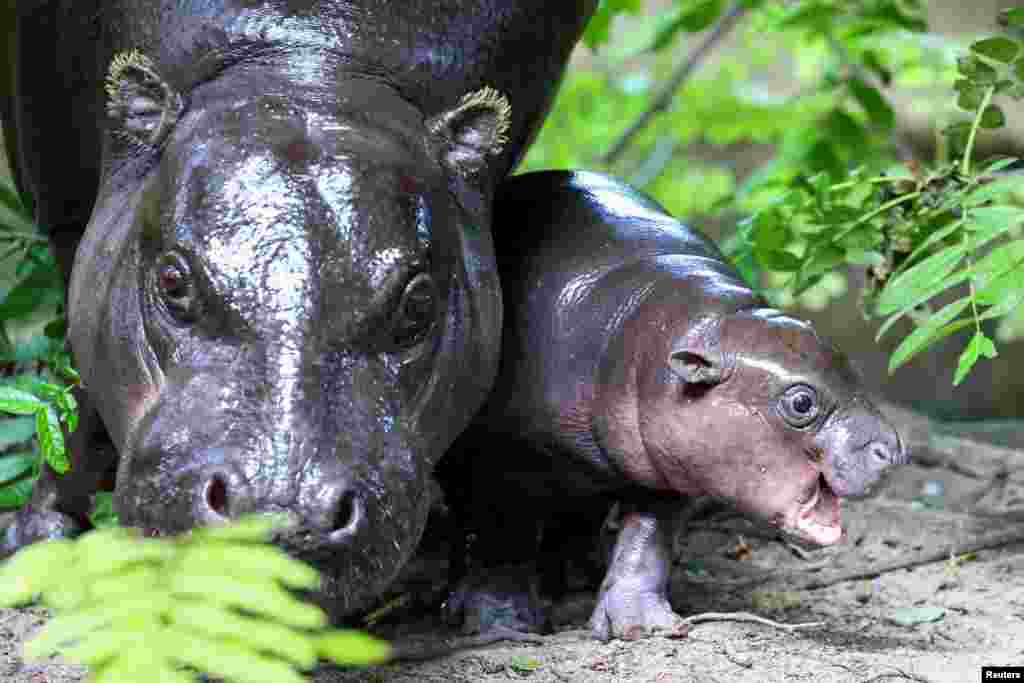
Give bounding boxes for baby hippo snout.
[825,421,905,499]
[867,431,907,468]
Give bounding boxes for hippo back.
[486,170,755,440]
[3,0,596,236]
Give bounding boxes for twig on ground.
[388,625,546,663]
[599,2,749,165]
[860,668,936,683]
[784,541,814,561]
[680,611,822,632]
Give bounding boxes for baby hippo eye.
[154,252,198,322]
[779,384,820,428]
[392,273,438,347]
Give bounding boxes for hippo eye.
[391,273,438,347]
[779,385,820,428]
[155,253,198,322]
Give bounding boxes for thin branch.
[681,611,823,632]
[599,2,750,165]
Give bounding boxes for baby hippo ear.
[669,346,724,385]
[426,86,511,179]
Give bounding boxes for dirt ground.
[3,434,1024,683]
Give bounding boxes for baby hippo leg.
[589,498,687,641]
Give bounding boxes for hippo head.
[68,53,510,614]
[632,307,904,547]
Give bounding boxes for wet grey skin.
[438,171,907,641]
[0,1,596,617]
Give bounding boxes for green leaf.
[888,606,946,626]
[861,50,892,87]
[170,603,318,670]
[980,104,1006,129]
[677,0,723,32]
[316,630,392,666]
[169,573,327,629]
[755,249,802,272]
[958,55,997,84]
[0,387,46,416]
[0,416,39,449]
[966,205,1024,244]
[876,245,966,316]
[888,297,970,372]
[776,3,839,32]
[37,406,68,474]
[955,80,984,111]
[0,259,63,321]
[0,452,35,484]
[0,476,34,509]
[954,331,997,385]
[154,627,309,683]
[646,6,688,52]
[848,78,895,130]
[1016,58,1024,83]
[825,108,867,151]
[1000,8,1024,29]
[971,37,1020,64]
[751,209,788,251]
[583,0,642,49]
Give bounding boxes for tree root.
[680,610,822,632]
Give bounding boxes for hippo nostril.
[327,491,363,542]
[870,443,891,465]
[204,473,230,517]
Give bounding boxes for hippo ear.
[668,346,724,386]
[426,86,511,178]
[106,50,183,147]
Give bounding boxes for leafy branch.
[0,517,391,682]
[731,11,1024,385]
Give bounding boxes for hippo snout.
[189,464,365,546]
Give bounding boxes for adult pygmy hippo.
[439,171,906,640]
[0,1,595,617]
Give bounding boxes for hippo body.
[439,171,906,640]
[0,1,596,617]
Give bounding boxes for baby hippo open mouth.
[790,474,842,545]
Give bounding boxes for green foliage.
[727,17,1024,385]
[0,172,78,508]
[526,0,1024,385]
[0,516,392,682]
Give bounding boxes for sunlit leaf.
[971,37,1020,64]
[888,297,970,372]
[876,246,967,315]
[0,452,35,485]
[980,104,1006,129]
[0,387,45,416]
[954,331,997,385]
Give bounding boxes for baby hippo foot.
[589,580,688,641]
[444,563,550,635]
[588,504,688,641]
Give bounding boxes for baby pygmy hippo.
[438,171,905,641]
